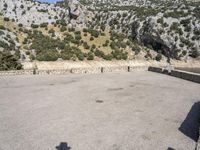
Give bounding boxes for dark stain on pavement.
[96,100,104,103]
[167,147,175,150]
[107,88,124,91]
[56,142,71,150]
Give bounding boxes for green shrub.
[63,33,73,42]
[4,17,9,21]
[110,41,117,50]
[75,31,81,35]
[29,54,35,61]
[77,53,84,61]
[103,54,113,60]
[189,48,199,58]
[36,50,59,61]
[112,49,128,60]
[68,27,75,32]
[88,29,99,38]
[0,25,6,30]
[91,44,96,50]
[87,52,94,60]
[182,50,187,56]
[83,28,88,32]
[0,51,22,71]
[164,10,188,18]
[155,53,162,61]
[180,19,190,27]
[71,39,80,45]
[75,34,81,40]
[40,23,48,28]
[18,23,23,27]
[29,31,65,52]
[94,49,105,58]
[31,24,39,29]
[90,37,94,41]
[26,51,30,55]
[83,42,90,49]
[100,25,105,31]
[194,28,200,36]
[132,45,141,55]
[157,17,164,24]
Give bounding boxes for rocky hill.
[0,0,68,26]
[0,0,199,70]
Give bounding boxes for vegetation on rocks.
[0,51,22,71]
[0,0,199,70]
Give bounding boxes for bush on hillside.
[4,17,9,21]
[87,52,94,60]
[155,53,162,61]
[0,51,22,70]
[40,23,48,28]
[31,24,39,29]
[189,48,199,58]
[36,50,59,61]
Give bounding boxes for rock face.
[0,0,68,26]
[69,0,80,19]
[86,0,200,59]
[0,0,199,62]
[141,34,172,58]
[68,0,92,25]
[138,19,174,59]
[0,29,19,52]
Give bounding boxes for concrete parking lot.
[0,71,200,150]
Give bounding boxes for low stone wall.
[71,67,102,74]
[0,65,150,76]
[148,66,200,84]
[130,66,149,71]
[0,70,34,76]
[103,66,128,73]
[36,69,71,75]
[148,66,163,73]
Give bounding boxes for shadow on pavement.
[56,142,71,150]
[167,147,175,150]
[179,102,200,142]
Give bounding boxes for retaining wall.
[71,67,102,74]
[0,70,34,76]
[148,66,200,84]
[0,65,149,76]
[36,69,71,75]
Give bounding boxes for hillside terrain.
[0,0,199,70]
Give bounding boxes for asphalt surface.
[0,71,200,150]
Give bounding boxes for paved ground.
[0,71,200,150]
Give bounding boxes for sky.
[38,0,62,3]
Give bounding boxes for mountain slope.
[0,0,199,70]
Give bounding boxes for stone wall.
[36,69,71,75]
[71,67,102,74]
[148,67,200,84]
[0,65,149,76]
[1,60,162,76]
[1,60,199,76]
[0,70,34,76]
[21,60,167,70]
[148,67,163,73]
